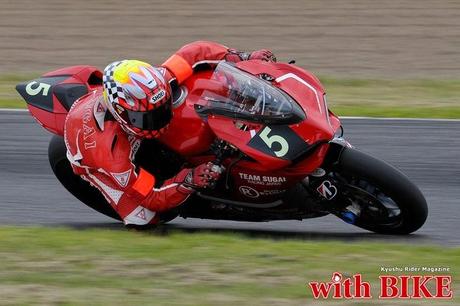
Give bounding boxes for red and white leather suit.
[64,41,256,226]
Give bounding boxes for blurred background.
[2,0,459,117]
[2,0,460,79]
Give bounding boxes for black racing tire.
[48,135,121,221]
[336,147,428,235]
[157,210,179,224]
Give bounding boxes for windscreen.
[197,62,305,124]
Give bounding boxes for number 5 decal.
[25,81,51,96]
[259,126,289,157]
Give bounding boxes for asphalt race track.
[1,110,459,246]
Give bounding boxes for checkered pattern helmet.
[102,60,172,138]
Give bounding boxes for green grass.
[321,78,460,119]
[0,227,458,305]
[2,74,459,118]
[0,74,34,109]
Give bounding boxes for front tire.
[335,147,428,234]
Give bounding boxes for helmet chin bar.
[119,120,170,139]
[107,95,172,139]
[124,100,172,131]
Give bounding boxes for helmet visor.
[124,100,172,131]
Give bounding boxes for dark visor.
[125,100,172,131]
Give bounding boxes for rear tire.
[336,147,428,234]
[48,135,121,221]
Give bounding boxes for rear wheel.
[332,147,428,234]
[48,135,121,221]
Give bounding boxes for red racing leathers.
[64,41,269,226]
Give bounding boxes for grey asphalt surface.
[0,110,459,245]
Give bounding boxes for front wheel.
[331,147,428,234]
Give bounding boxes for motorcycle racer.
[63,41,276,227]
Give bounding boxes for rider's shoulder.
[65,89,100,128]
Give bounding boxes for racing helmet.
[102,60,172,138]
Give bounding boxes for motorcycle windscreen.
[196,62,305,125]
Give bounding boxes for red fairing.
[23,65,103,136]
[179,61,335,166]
[328,110,341,133]
[26,105,66,135]
[157,70,216,155]
[208,117,290,171]
[176,60,339,202]
[236,60,335,143]
[43,65,102,80]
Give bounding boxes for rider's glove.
[180,162,224,191]
[226,49,277,63]
[248,49,277,62]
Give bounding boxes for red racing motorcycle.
[16,60,428,234]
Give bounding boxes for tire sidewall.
[337,147,428,234]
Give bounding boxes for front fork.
[303,137,361,224]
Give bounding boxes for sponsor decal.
[83,140,96,150]
[157,67,166,76]
[150,89,165,104]
[111,169,132,188]
[93,98,106,131]
[82,104,96,149]
[238,172,287,186]
[96,102,105,113]
[82,124,95,140]
[239,185,285,198]
[124,206,156,225]
[239,186,260,198]
[308,270,453,300]
[259,189,285,196]
[316,180,337,200]
[136,208,146,220]
[82,105,92,124]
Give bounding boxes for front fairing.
[236,60,336,142]
[169,62,343,203]
[192,61,337,171]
